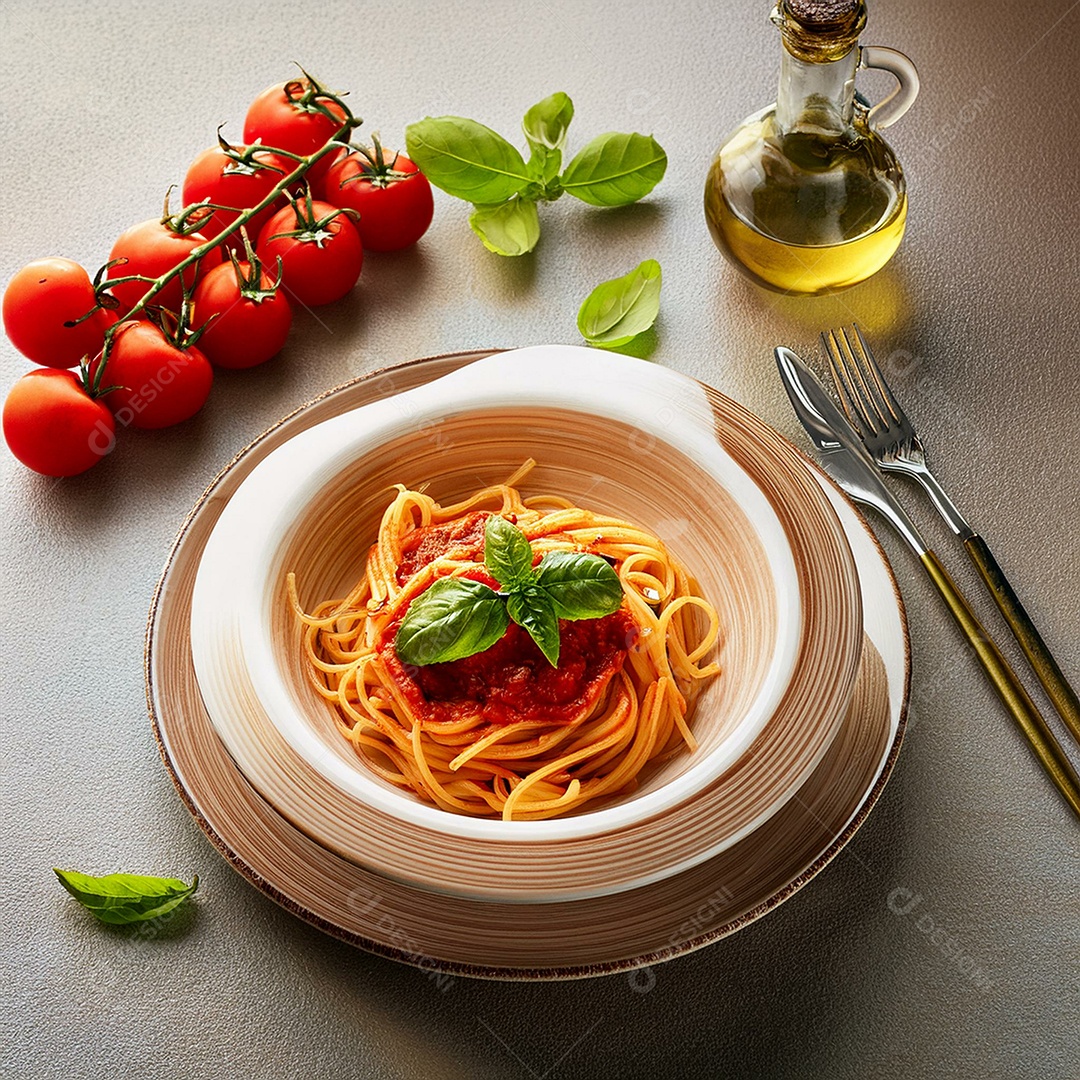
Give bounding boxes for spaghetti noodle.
[289,462,720,821]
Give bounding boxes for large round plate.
[146,351,909,978]
[184,346,864,901]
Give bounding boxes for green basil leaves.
[560,132,668,207]
[534,551,627,619]
[483,513,534,587]
[469,197,541,257]
[506,585,561,668]
[402,116,531,204]
[395,515,623,668]
[54,868,198,925]
[405,93,666,256]
[394,578,510,665]
[577,259,662,349]
[522,91,574,154]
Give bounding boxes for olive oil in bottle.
[705,0,918,295]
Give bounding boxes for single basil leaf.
[522,91,574,153]
[577,259,662,348]
[483,515,534,587]
[535,551,624,619]
[469,197,541,256]
[395,577,508,665]
[54,868,198,925]
[506,584,561,667]
[561,131,667,207]
[404,116,532,204]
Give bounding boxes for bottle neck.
[775,45,859,134]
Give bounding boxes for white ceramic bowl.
[190,346,862,899]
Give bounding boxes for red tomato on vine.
[191,250,293,369]
[3,258,117,369]
[2,368,116,476]
[105,215,221,315]
[256,195,363,307]
[182,143,295,245]
[319,142,434,252]
[94,320,213,430]
[243,73,347,186]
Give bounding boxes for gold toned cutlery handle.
[963,533,1080,746]
[920,550,1080,819]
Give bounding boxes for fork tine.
[850,323,910,428]
[837,326,892,432]
[821,328,877,435]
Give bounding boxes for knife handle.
[920,549,1080,819]
[963,533,1080,746]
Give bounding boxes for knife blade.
[775,345,926,555]
[775,344,1080,819]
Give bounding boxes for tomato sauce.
[380,608,633,726]
[384,513,633,726]
[396,511,490,584]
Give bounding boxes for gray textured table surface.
[2,1,1078,1078]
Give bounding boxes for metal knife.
[776,345,1080,819]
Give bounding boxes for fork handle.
[920,550,1080,819]
[963,534,1080,746]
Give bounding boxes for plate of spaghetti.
[290,463,721,822]
[189,345,863,900]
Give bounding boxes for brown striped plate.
[147,351,908,977]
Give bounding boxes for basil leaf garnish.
[535,551,623,620]
[577,259,662,348]
[561,132,667,207]
[404,116,532,204]
[522,91,574,154]
[54,868,198,925]
[506,584,561,667]
[395,577,509,666]
[483,514,534,587]
[469,197,541,257]
[394,519,627,668]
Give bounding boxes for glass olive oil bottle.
[705,0,919,294]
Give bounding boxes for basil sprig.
[405,92,667,256]
[54,868,198,925]
[578,259,662,349]
[394,515,623,667]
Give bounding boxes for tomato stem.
[160,187,216,237]
[263,185,357,248]
[284,64,350,127]
[336,133,414,190]
[224,227,285,304]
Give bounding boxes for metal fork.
[823,324,1080,747]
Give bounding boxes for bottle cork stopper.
[772,0,867,61]
[786,0,861,33]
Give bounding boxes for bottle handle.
[858,46,920,130]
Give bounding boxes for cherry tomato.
[105,218,222,315]
[96,321,213,429]
[243,78,346,186]
[190,259,293,369]
[256,200,363,307]
[3,368,116,476]
[3,258,117,368]
[319,149,434,251]
[181,146,295,245]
